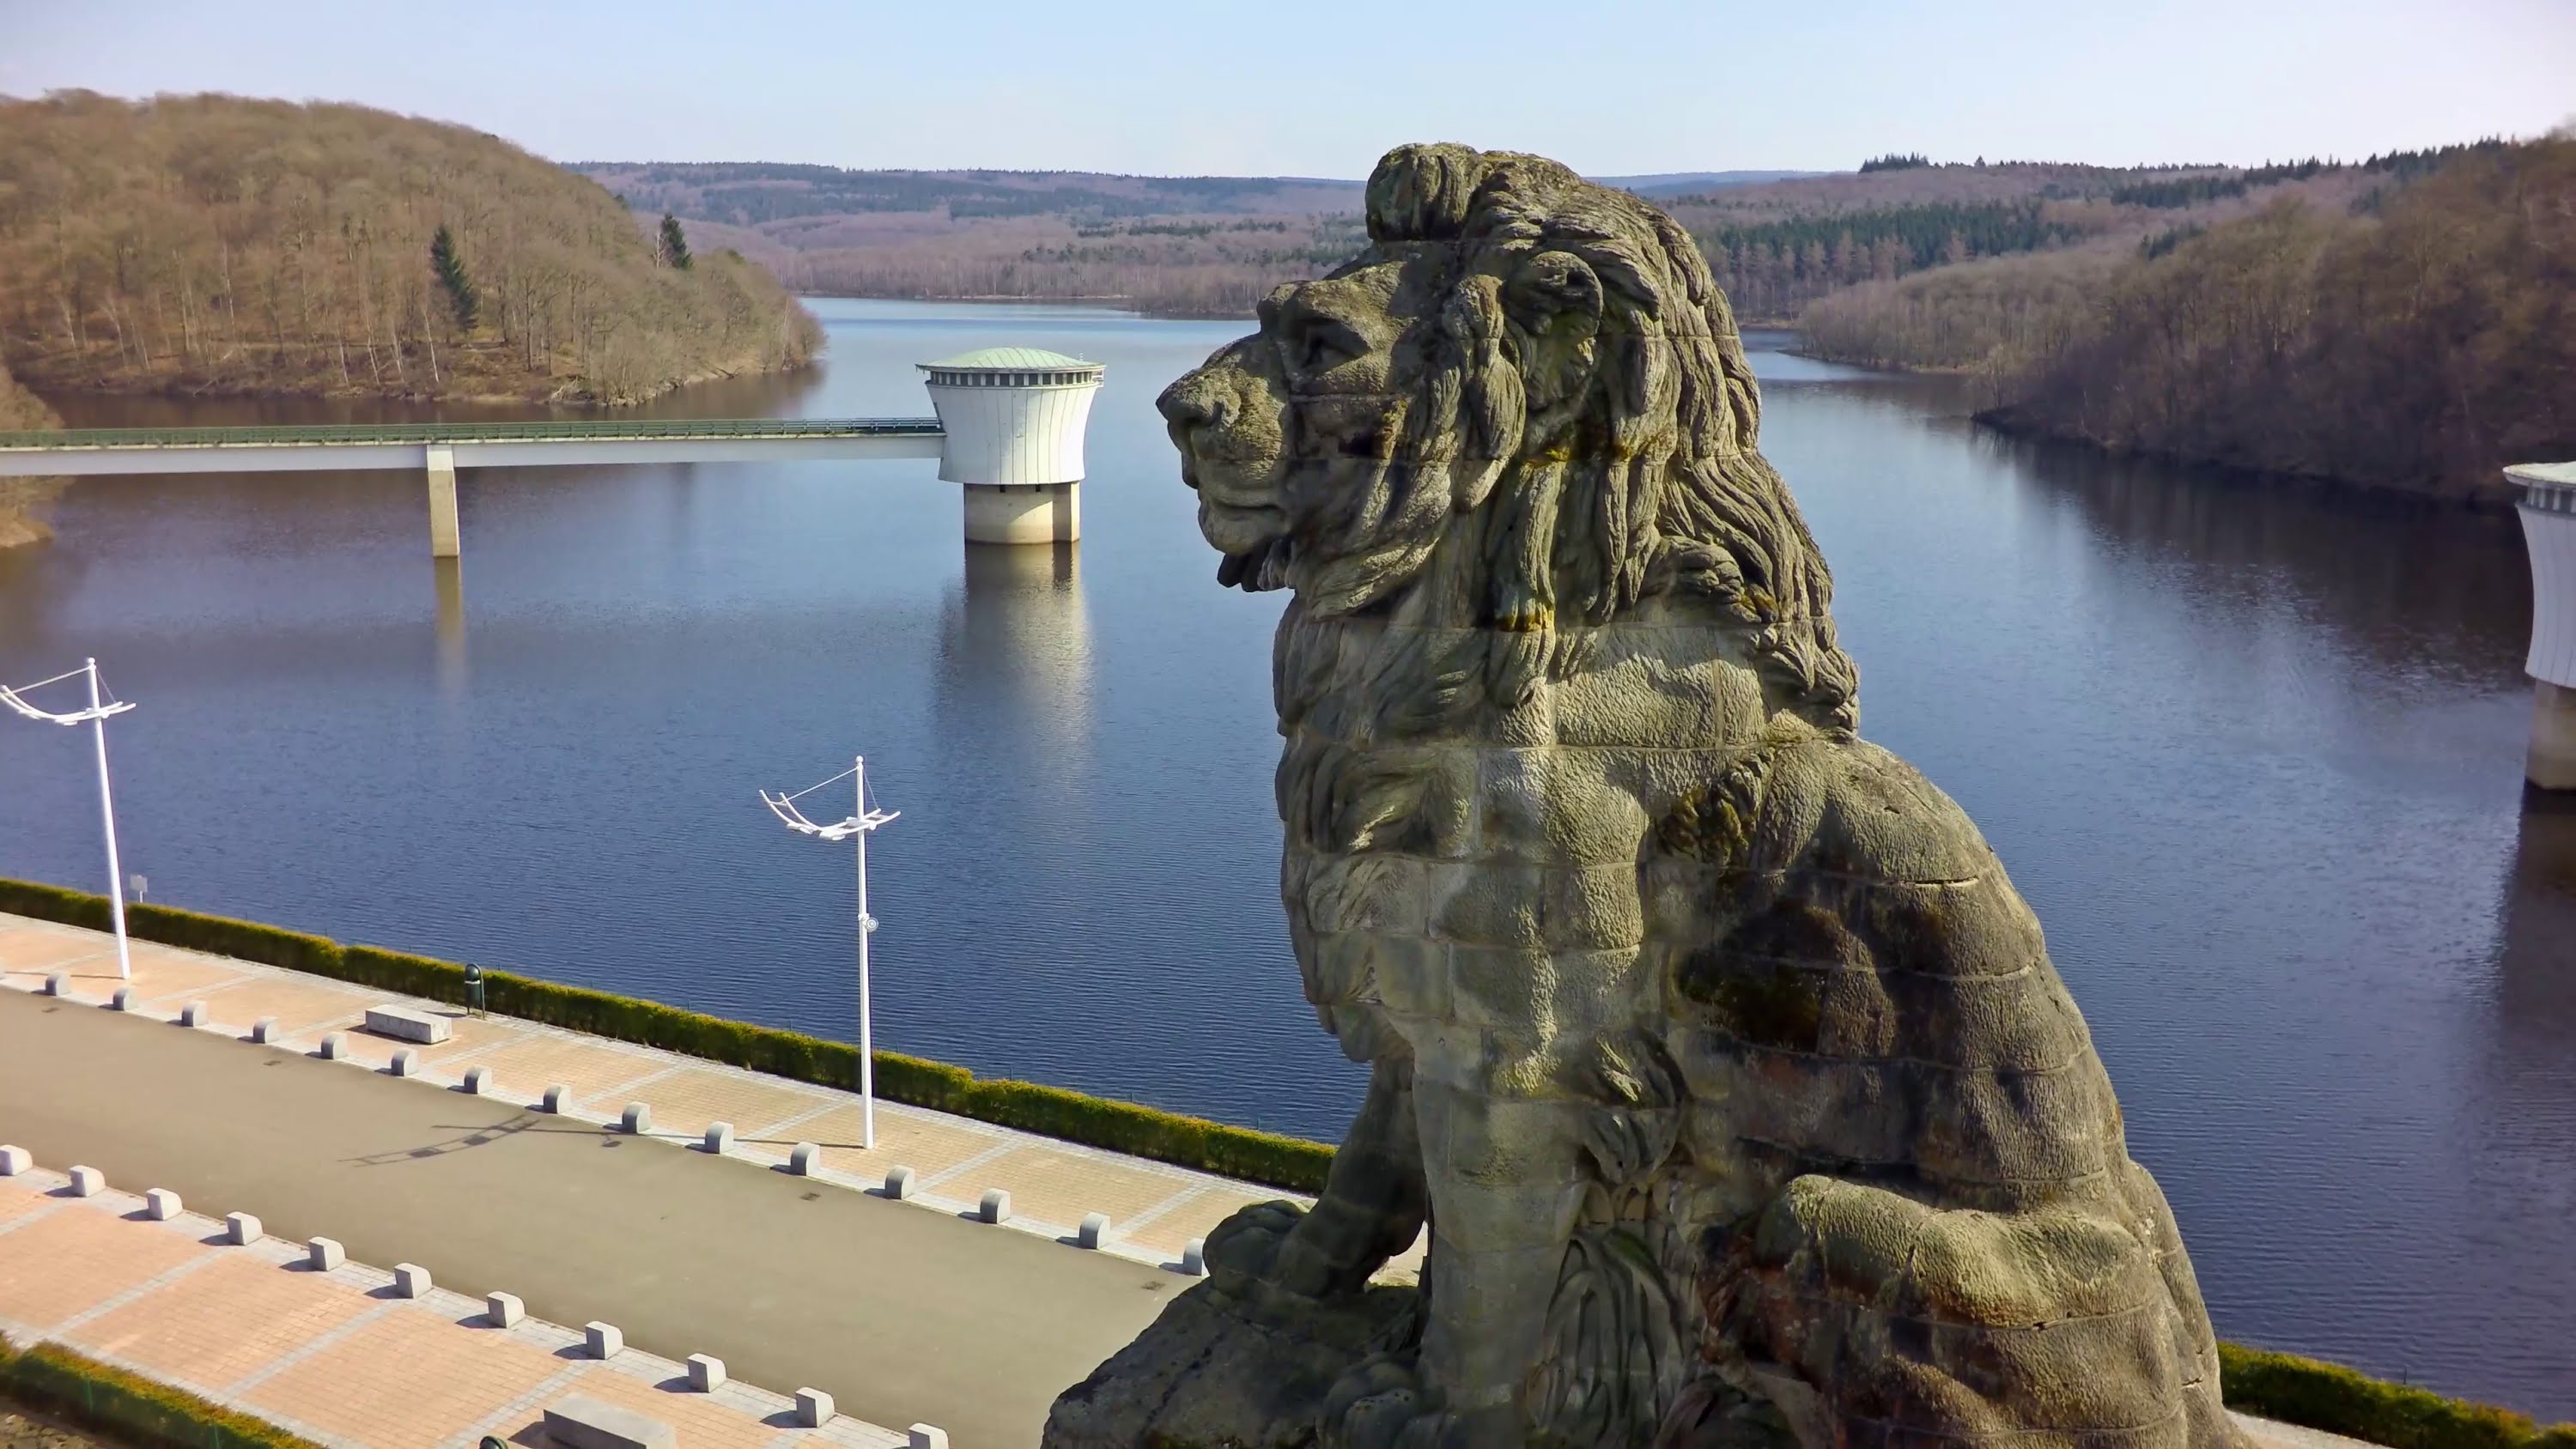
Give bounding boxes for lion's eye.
[1287,314,1366,373]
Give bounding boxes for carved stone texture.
[1048,143,2244,1449]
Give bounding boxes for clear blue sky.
[3,0,2568,176]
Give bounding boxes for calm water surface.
[3,300,2568,1416]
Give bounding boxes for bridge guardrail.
[0,418,945,449]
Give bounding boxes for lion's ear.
[1503,251,1603,409]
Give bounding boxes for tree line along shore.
[0,91,828,546]
[0,92,821,411]
[1797,136,2574,507]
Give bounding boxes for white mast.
[761,755,901,1149]
[3,658,138,981]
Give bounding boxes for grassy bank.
[0,1338,317,1449]
[3,877,2569,1446]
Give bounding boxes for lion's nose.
[1157,373,1224,433]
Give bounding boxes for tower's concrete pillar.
[919,350,1104,548]
[961,481,1080,544]
[427,444,460,558]
[2510,462,2576,791]
[2532,682,2576,792]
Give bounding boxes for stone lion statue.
[1048,144,2241,1449]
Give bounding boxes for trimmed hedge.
[0,877,1333,1193]
[2219,1343,2576,1449]
[12,877,2574,1448]
[1,1336,319,1448]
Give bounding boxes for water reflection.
[2494,790,2576,1149]
[935,543,1094,792]
[1992,429,2530,684]
[431,557,466,698]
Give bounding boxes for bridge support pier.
[962,482,1079,546]
[427,445,460,558]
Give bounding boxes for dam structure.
[0,348,1106,557]
[2512,460,2576,791]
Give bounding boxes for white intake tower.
[919,349,1106,545]
[2511,461,2576,791]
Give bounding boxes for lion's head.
[1159,142,1857,731]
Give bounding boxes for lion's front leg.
[1208,1053,1429,1302]
[1321,1080,1587,1448]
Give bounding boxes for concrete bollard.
[463,1066,494,1095]
[620,1102,652,1135]
[908,1427,950,1449]
[978,1188,1012,1224]
[0,1146,29,1176]
[110,986,135,1011]
[788,1142,820,1175]
[794,1388,835,1428]
[487,1291,524,1328]
[145,1188,182,1221]
[686,1354,726,1391]
[179,1000,210,1028]
[250,1017,279,1045]
[585,1321,623,1360]
[883,1165,916,1200]
[44,973,65,997]
[541,1083,570,1113]
[389,1048,420,1077]
[308,1237,345,1270]
[1182,1238,1208,1276]
[226,1212,263,1245]
[319,1033,347,1060]
[1078,1212,1110,1250]
[393,1263,433,1297]
[702,1121,733,1155]
[68,1166,104,1197]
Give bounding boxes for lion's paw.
[1318,1355,1520,1449]
[1200,1198,1309,1295]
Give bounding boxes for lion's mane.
[1345,143,1859,737]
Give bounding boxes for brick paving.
[0,911,1423,1282]
[0,1164,904,1449]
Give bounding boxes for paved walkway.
[0,1161,903,1449]
[0,912,1409,1446]
[0,913,1415,1282]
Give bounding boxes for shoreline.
[3,354,822,415]
[1753,326,2521,511]
[1971,403,2520,512]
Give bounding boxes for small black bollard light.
[464,961,486,1018]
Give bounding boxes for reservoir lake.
[2,298,2568,1416]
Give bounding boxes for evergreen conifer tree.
[659,213,692,270]
[429,224,478,330]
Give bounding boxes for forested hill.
[1798,136,2571,504]
[570,149,2499,322]
[0,93,821,406]
[567,161,1818,318]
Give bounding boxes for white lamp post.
[2,658,138,980]
[761,756,900,1149]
